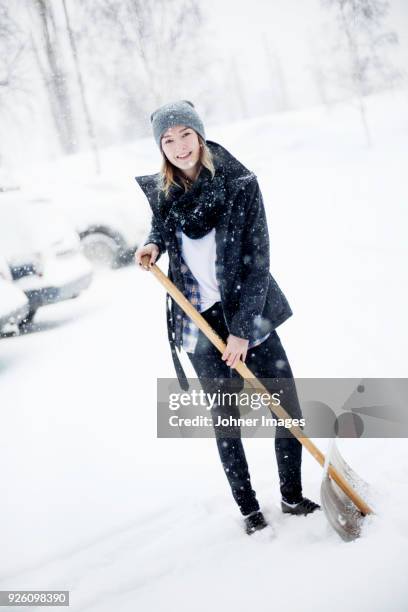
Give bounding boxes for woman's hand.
[222,334,249,368]
[135,243,159,270]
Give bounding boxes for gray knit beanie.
[150,100,206,149]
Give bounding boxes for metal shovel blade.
[320,440,372,542]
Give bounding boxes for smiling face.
[161,125,201,178]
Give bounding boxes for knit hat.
[150,100,206,148]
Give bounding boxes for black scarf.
[158,165,227,239]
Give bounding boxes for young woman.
[135,100,320,535]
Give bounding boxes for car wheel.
[18,309,37,329]
[80,232,120,269]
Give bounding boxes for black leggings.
[187,302,303,516]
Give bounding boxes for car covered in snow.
[0,190,93,326]
[0,256,30,335]
[50,178,151,269]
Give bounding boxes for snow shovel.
[140,255,374,540]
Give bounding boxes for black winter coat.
[135,141,293,383]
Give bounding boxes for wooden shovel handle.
[140,255,373,516]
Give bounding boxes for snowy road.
[1,266,407,612]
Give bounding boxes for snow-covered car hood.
[0,192,80,261]
[0,277,28,316]
[47,178,150,245]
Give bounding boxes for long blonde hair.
[159,134,215,198]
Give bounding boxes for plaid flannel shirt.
[175,227,270,354]
[175,227,202,353]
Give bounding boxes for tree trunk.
[33,0,76,154]
[61,0,100,172]
[339,2,372,148]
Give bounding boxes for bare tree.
[0,2,35,171]
[81,0,210,142]
[307,37,332,111]
[229,57,249,118]
[263,34,291,112]
[61,0,100,172]
[30,0,77,154]
[0,41,25,90]
[322,0,400,146]
[0,3,27,99]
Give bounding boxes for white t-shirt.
[181,228,221,312]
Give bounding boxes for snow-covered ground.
[1,90,407,611]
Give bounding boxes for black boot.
[244,510,268,535]
[281,497,321,516]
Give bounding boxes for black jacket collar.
[135,140,255,211]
